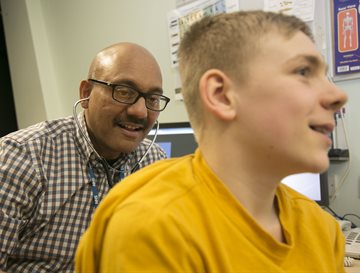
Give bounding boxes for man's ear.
[79,80,92,109]
[199,69,236,121]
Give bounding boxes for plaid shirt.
[0,113,166,272]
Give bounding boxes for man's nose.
[126,97,148,118]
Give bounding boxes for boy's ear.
[79,80,92,109]
[199,69,236,121]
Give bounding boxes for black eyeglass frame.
[88,78,170,112]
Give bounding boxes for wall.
[328,78,360,226]
[0,0,47,128]
[323,0,360,226]
[0,12,17,136]
[1,0,359,225]
[1,0,188,126]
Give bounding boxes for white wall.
[1,0,359,225]
[328,78,360,226]
[1,0,188,125]
[0,0,47,128]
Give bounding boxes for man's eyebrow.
[116,79,163,94]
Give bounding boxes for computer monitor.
[148,122,197,158]
[148,122,329,206]
[281,172,329,206]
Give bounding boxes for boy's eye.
[296,67,311,76]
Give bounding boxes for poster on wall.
[264,0,315,22]
[168,0,239,68]
[332,0,360,79]
[168,0,239,100]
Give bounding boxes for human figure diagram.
[343,11,354,48]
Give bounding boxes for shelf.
[329,157,349,162]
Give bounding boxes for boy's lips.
[309,123,334,135]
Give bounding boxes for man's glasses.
[88,79,170,112]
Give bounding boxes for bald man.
[0,42,170,272]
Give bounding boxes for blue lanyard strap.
[119,167,125,180]
[88,165,100,208]
[88,164,126,207]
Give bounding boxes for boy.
[76,11,347,272]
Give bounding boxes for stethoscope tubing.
[72,98,159,186]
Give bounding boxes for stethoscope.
[73,97,159,190]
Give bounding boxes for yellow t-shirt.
[76,150,345,272]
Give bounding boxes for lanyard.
[88,165,100,208]
[88,164,126,208]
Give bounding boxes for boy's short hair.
[178,10,313,133]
